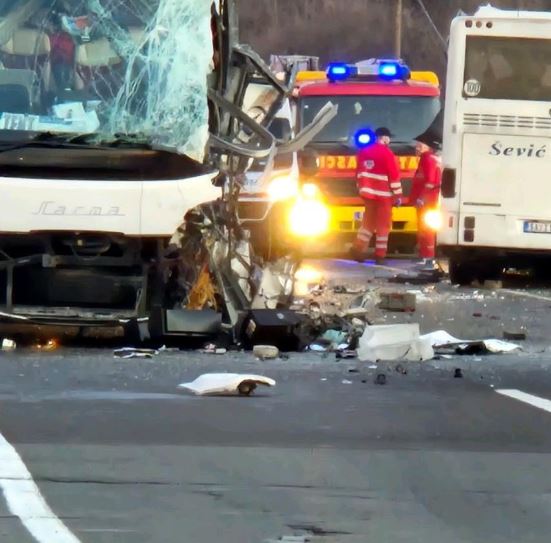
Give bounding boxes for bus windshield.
[0,0,212,160]
[300,95,440,144]
[464,36,551,101]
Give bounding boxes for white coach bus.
[438,5,551,285]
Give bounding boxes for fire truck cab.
[294,58,441,254]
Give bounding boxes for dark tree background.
[238,0,551,78]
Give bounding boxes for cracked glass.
[0,0,213,160]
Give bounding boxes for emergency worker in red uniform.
[410,133,442,269]
[351,127,402,264]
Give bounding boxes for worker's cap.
[375,127,394,138]
[415,131,442,150]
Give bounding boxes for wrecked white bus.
[0,0,331,342]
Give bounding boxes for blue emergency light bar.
[378,61,410,81]
[326,59,410,83]
[326,63,356,82]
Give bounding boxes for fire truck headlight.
[301,182,320,199]
[267,175,298,201]
[289,198,330,237]
[423,209,443,231]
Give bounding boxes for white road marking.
[80,529,137,533]
[0,431,81,543]
[496,389,551,414]
[501,289,551,303]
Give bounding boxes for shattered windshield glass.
[0,0,212,160]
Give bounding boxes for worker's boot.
[349,245,368,263]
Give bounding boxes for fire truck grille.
[463,113,551,130]
[316,178,413,198]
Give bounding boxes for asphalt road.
[2,259,551,543]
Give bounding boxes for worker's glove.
[393,197,402,207]
[416,198,425,208]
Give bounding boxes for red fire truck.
[294,58,441,254]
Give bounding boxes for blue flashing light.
[354,128,376,148]
[379,62,399,79]
[326,62,351,82]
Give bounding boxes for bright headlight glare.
[423,209,443,231]
[267,175,298,201]
[289,198,330,237]
[301,183,319,199]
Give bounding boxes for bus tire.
[448,257,476,286]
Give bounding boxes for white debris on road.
[178,373,276,396]
[421,330,521,354]
[358,324,434,362]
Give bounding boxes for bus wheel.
[448,257,477,286]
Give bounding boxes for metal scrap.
[114,347,159,359]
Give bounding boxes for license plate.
[523,221,551,234]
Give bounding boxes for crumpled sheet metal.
[178,373,276,396]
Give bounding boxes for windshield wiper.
[67,133,153,148]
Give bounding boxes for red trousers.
[354,198,392,258]
[417,206,436,259]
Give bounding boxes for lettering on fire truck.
[318,155,420,171]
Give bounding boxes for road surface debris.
[253,345,280,360]
[178,373,276,396]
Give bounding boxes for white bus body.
[439,5,551,283]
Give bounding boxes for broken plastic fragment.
[420,330,520,354]
[178,373,276,396]
[358,324,434,362]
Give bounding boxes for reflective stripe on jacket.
[356,143,401,201]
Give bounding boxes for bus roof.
[472,5,551,20]
[297,80,440,98]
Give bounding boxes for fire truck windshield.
[300,95,440,144]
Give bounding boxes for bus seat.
[0,29,51,88]
[0,68,37,111]
[75,38,122,98]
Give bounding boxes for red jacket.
[410,151,442,206]
[356,143,402,201]
[50,32,75,64]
